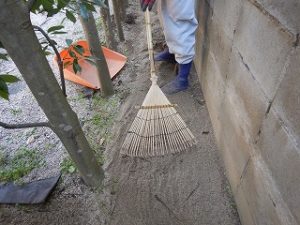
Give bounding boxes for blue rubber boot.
[162,62,192,94]
[154,48,176,64]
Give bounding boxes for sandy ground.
[0,2,240,225]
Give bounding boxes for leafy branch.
[0,74,20,100]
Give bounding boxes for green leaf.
[52,31,67,34]
[68,49,77,58]
[0,74,19,100]
[0,89,9,100]
[68,165,76,173]
[60,17,67,24]
[28,0,42,13]
[0,53,8,61]
[87,55,102,61]
[0,79,9,100]
[30,0,70,17]
[42,0,55,10]
[44,51,52,56]
[72,59,82,74]
[57,0,71,9]
[43,0,62,17]
[47,25,64,33]
[0,41,4,49]
[73,45,85,55]
[0,74,20,83]
[84,2,96,12]
[84,58,96,66]
[66,39,73,46]
[66,10,76,23]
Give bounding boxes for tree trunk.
[79,11,114,96]
[100,0,117,50]
[112,0,125,41]
[0,1,104,189]
[118,0,126,20]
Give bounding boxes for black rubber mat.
[0,174,61,204]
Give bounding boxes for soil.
[0,2,241,225]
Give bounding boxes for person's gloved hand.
[140,0,156,11]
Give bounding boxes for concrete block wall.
[194,0,300,224]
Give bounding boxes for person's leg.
[154,0,176,63]
[158,0,198,94]
[154,47,176,63]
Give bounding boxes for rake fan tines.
[121,84,195,157]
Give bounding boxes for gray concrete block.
[238,157,292,225]
[195,1,300,224]
[208,18,234,78]
[194,22,208,78]
[200,46,269,194]
[195,0,210,29]
[216,106,252,194]
[225,47,269,144]
[256,0,300,34]
[196,53,242,193]
[235,183,256,225]
[234,0,294,99]
[273,47,300,147]
[215,82,254,194]
[201,52,226,145]
[212,0,242,40]
[258,109,300,223]
[195,0,212,79]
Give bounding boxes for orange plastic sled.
[55,40,127,89]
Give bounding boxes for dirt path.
[0,2,240,225]
[98,3,241,225]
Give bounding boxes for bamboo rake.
[121,9,196,157]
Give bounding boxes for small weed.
[225,184,238,210]
[10,108,22,116]
[60,157,76,174]
[67,90,87,104]
[77,91,86,100]
[97,150,105,166]
[86,136,105,166]
[83,94,121,166]
[90,113,113,128]
[93,94,120,109]
[44,143,56,152]
[0,150,6,165]
[87,94,120,134]
[95,18,104,30]
[0,147,44,183]
[24,127,37,139]
[90,95,120,128]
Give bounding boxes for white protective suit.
[157,0,198,64]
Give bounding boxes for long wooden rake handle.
[145,9,157,81]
